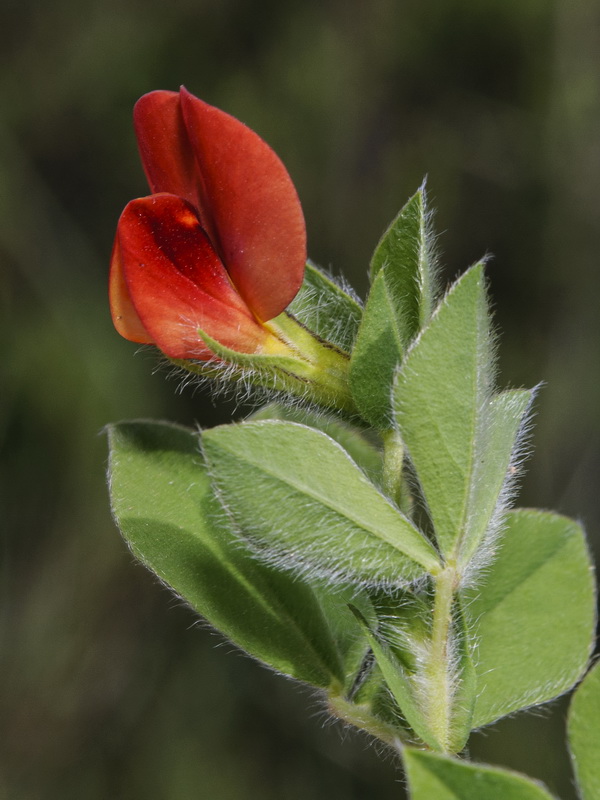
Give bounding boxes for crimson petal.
[135,87,306,322]
[114,193,271,360]
[133,91,207,217]
[179,87,306,321]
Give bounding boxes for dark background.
[1,0,599,797]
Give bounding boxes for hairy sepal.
[194,323,355,414]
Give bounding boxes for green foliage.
[287,261,363,351]
[6,1,599,795]
[459,388,533,567]
[349,267,405,428]
[106,190,596,798]
[107,420,344,688]
[402,749,556,800]
[202,420,441,585]
[350,187,436,429]
[249,402,383,484]
[394,263,523,561]
[465,509,595,728]
[369,186,436,340]
[448,598,477,751]
[351,605,442,750]
[568,662,600,800]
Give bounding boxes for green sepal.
[403,748,557,800]
[288,260,363,351]
[568,662,600,800]
[107,420,344,689]
[197,322,355,414]
[202,420,441,588]
[464,508,595,728]
[370,184,437,341]
[349,267,405,429]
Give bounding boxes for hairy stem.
[328,694,406,750]
[424,565,458,752]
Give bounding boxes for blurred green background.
[1,0,599,797]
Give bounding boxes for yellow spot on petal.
[176,209,200,228]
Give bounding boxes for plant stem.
[425,565,458,752]
[328,694,406,750]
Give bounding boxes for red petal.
[116,194,271,360]
[179,87,306,321]
[133,91,206,219]
[109,238,154,344]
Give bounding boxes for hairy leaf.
[203,420,441,587]
[250,402,383,484]
[370,185,437,340]
[403,749,557,800]
[568,662,600,800]
[107,420,344,688]
[465,509,595,728]
[288,260,362,351]
[351,605,441,749]
[394,264,529,564]
[349,268,404,429]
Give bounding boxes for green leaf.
[352,186,438,430]
[288,260,363,351]
[568,662,600,800]
[202,420,441,587]
[350,605,441,749]
[403,749,557,800]
[249,402,383,485]
[465,509,595,728]
[248,402,386,677]
[459,388,534,569]
[349,267,404,429]
[107,420,344,688]
[313,585,374,679]
[394,264,510,561]
[370,185,437,341]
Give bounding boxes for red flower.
[110,87,306,360]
